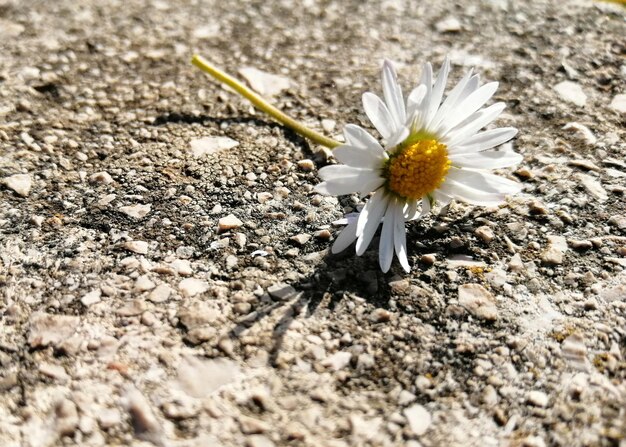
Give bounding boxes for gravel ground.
[1,0,625,446]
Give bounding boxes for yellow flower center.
[386,139,451,199]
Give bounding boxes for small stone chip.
[527,390,549,407]
[189,136,239,157]
[123,240,149,255]
[178,278,209,297]
[218,214,243,233]
[119,203,151,219]
[3,173,32,197]
[267,283,297,300]
[553,81,587,107]
[89,171,114,184]
[404,404,431,435]
[290,233,311,246]
[458,284,498,321]
[475,225,495,243]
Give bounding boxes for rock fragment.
[178,278,209,297]
[321,351,352,371]
[28,312,80,348]
[404,404,431,436]
[577,173,607,201]
[119,204,151,219]
[123,240,149,254]
[527,390,549,407]
[239,67,292,97]
[81,289,102,306]
[123,387,165,445]
[458,284,498,321]
[190,136,239,157]
[218,214,243,233]
[267,283,297,300]
[176,356,240,398]
[3,173,32,197]
[553,81,587,106]
[435,16,461,32]
[609,93,626,114]
[55,399,79,436]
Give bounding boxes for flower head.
[315,58,523,273]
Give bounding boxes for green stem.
[191,55,341,149]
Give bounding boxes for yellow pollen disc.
[386,139,450,199]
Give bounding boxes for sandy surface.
[1,0,625,446]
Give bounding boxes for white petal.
[356,191,389,255]
[333,144,386,168]
[363,92,395,140]
[392,201,410,272]
[425,57,450,127]
[439,82,499,133]
[385,126,410,149]
[379,200,395,273]
[446,168,522,194]
[358,175,386,198]
[429,70,473,133]
[317,164,370,181]
[416,63,433,124]
[332,219,358,253]
[407,84,427,121]
[315,167,383,196]
[443,103,506,146]
[343,124,385,153]
[382,60,406,128]
[438,181,507,206]
[450,150,523,169]
[404,199,419,220]
[449,127,518,154]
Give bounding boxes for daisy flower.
[315,58,523,273]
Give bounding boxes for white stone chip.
[178,278,209,297]
[577,173,607,201]
[239,67,292,97]
[404,404,431,435]
[553,81,587,107]
[322,351,352,371]
[3,173,32,197]
[190,136,239,157]
[458,284,498,321]
[123,240,149,255]
[609,93,626,114]
[218,214,243,233]
[81,289,102,306]
[435,16,461,32]
[119,203,151,219]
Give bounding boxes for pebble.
[553,81,587,106]
[609,93,626,114]
[115,299,146,316]
[527,390,549,407]
[123,240,149,254]
[189,136,239,157]
[608,215,626,230]
[257,192,273,203]
[28,312,80,348]
[178,278,209,297]
[475,225,495,243]
[321,119,336,133]
[119,203,151,219]
[170,259,193,276]
[435,16,461,32]
[403,404,431,435]
[297,159,315,171]
[370,308,392,323]
[134,275,156,292]
[267,283,297,300]
[239,67,292,97]
[148,284,172,303]
[541,235,568,265]
[577,173,607,201]
[321,351,352,371]
[81,289,102,306]
[458,284,498,321]
[89,171,114,184]
[290,233,311,246]
[218,214,243,233]
[3,173,32,197]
